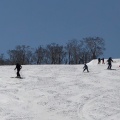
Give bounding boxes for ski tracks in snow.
[77,66,120,120]
[77,90,120,120]
[0,65,120,120]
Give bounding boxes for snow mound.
[88,59,120,66]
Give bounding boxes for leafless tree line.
[0,37,105,65]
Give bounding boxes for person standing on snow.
[107,57,113,69]
[83,63,89,72]
[101,58,105,64]
[98,58,101,64]
[14,63,22,77]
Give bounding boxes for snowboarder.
[107,57,113,69]
[101,58,105,64]
[14,63,22,77]
[83,63,89,72]
[98,58,101,64]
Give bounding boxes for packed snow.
[0,59,120,120]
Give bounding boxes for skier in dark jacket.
[14,63,22,77]
[83,63,89,72]
[107,57,113,69]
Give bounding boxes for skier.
[98,58,101,64]
[107,57,113,69]
[83,63,89,72]
[14,63,22,78]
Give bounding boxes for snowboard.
[11,76,25,79]
[106,68,116,70]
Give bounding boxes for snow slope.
[0,59,120,120]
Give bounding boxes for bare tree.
[65,39,83,64]
[0,54,5,65]
[83,37,105,59]
[46,43,65,64]
[5,37,105,65]
[35,46,46,64]
[8,45,33,64]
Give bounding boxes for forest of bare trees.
[0,37,105,65]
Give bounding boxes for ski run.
[0,59,120,120]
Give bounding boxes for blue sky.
[0,0,120,58]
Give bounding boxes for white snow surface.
[0,59,120,120]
